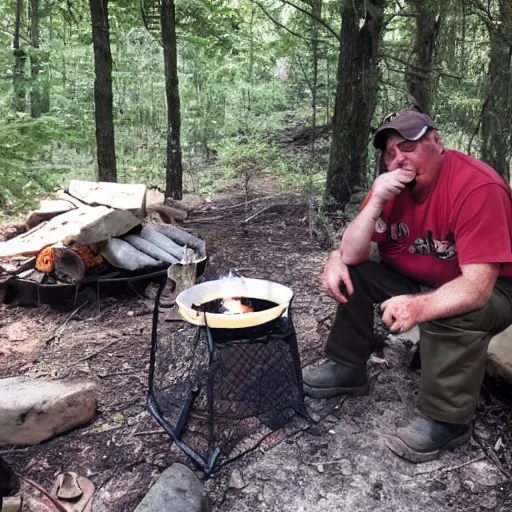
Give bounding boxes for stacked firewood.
[0,181,206,296]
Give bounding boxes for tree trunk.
[161,0,183,200]
[324,0,386,210]
[405,1,441,113]
[13,0,27,113]
[310,0,322,156]
[89,0,117,182]
[29,0,42,118]
[481,1,512,181]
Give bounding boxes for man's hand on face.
[322,250,354,303]
[371,169,416,205]
[380,294,422,333]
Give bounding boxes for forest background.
[0,0,511,221]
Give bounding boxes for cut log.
[54,190,88,209]
[146,203,187,223]
[54,248,85,283]
[124,234,179,264]
[25,199,76,229]
[163,198,192,212]
[100,238,161,271]
[140,226,184,260]
[68,180,147,217]
[0,206,141,258]
[152,224,206,257]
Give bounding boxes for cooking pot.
[175,277,293,328]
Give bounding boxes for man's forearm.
[410,273,496,324]
[341,198,384,265]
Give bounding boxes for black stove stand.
[147,277,309,474]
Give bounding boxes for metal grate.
[147,277,309,474]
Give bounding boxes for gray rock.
[487,325,512,382]
[0,377,97,446]
[228,469,245,490]
[134,464,207,512]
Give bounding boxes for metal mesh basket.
[147,277,308,474]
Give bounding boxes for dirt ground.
[1,175,512,511]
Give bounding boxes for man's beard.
[406,178,417,190]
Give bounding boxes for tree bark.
[161,0,183,200]
[89,0,117,182]
[13,0,27,113]
[29,0,42,117]
[310,0,322,156]
[480,0,512,181]
[405,1,441,113]
[324,0,386,210]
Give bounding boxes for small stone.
[316,464,325,473]
[338,459,353,476]
[463,480,476,493]
[328,429,335,434]
[134,464,207,512]
[128,311,134,317]
[2,496,21,512]
[228,469,245,490]
[494,437,504,451]
[310,412,321,423]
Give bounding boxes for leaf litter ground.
[1,176,512,512]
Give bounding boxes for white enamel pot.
[175,277,293,328]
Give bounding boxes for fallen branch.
[242,198,307,223]
[44,301,89,345]
[75,337,121,363]
[134,429,168,436]
[184,215,226,223]
[194,193,300,214]
[473,430,512,480]
[0,447,30,456]
[413,453,487,476]
[242,204,277,223]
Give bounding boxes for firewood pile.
[0,180,206,305]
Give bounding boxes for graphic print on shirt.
[407,230,457,260]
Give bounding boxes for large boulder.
[0,377,98,446]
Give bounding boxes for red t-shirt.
[369,150,512,287]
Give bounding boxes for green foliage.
[0,0,506,219]
[0,115,70,218]
[184,136,327,198]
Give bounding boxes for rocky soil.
[1,176,511,511]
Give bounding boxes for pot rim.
[175,277,293,328]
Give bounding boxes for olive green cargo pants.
[325,261,512,424]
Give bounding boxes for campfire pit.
[147,275,308,474]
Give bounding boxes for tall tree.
[325,0,386,209]
[161,0,183,199]
[89,0,117,182]
[29,0,42,117]
[13,0,27,113]
[309,0,322,155]
[405,0,441,113]
[479,0,512,181]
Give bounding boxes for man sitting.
[303,107,512,462]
